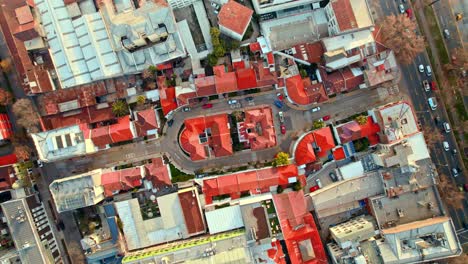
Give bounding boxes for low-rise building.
[252,0,321,15]
[49,169,105,213]
[324,0,373,36]
[218,1,253,41]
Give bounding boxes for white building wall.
[167,0,197,9]
[219,24,243,41]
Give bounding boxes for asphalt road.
[432,0,466,51]
[380,0,468,242]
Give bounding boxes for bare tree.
[12,98,40,132]
[447,253,468,264]
[0,58,12,73]
[437,173,464,210]
[0,89,13,106]
[13,145,31,161]
[380,14,425,65]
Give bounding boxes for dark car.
[329,172,338,182]
[245,96,254,102]
[434,116,441,125]
[167,119,174,127]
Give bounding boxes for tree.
[136,95,146,105]
[142,68,155,80]
[380,14,424,65]
[12,99,39,132]
[210,27,220,39]
[444,47,467,77]
[300,69,308,78]
[273,152,290,167]
[0,89,13,106]
[355,115,368,125]
[276,185,284,194]
[14,145,31,161]
[437,173,464,210]
[0,58,12,73]
[112,100,129,117]
[313,120,325,129]
[291,181,302,191]
[231,110,243,122]
[207,53,218,66]
[214,45,226,58]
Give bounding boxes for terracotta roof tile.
[331,0,358,32]
[218,1,253,35]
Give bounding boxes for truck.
[428,97,437,110]
[422,80,430,92]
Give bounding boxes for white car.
[418,64,424,72]
[278,111,284,123]
[311,106,321,112]
[228,99,238,105]
[443,141,449,151]
[399,4,405,14]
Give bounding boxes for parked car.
[434,115,441,124]
[443,141,449,151]
[426,65,432,76]
[430,81,437,90]
[182,106,191,112]
[202,103,213,109]
[422,80,430,92]
[27,168,33,175]
[245,96,254,102]
[399,4,405,13]
[329,172,338,182]
[274,100,284,109]
[443,122,451,133]
[406,8,413,19]
[37,160,43,168]
[276,92,284,101]
[456,13,463,21]
[418,64,424,72]
[464,184,468,192]
[228,99,238,105]
[452,168,459,177]
[452,148,457,155]
[280,124,286,135]
[311,106,321,112]
[278,111,285,123]
[315,179,322,188]
[322,115,331,121]
[443,29,450,39]
[167,119,174,127]
[428,97,437,110]
[309,185,320,193]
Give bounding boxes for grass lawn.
[169,163,194,183]
[423,6,450,65]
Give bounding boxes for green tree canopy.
[273,152,290,167]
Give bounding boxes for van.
[426,65,432,76]
[443,141,449,151]
[428,97,437,110]
[443,122,451,133]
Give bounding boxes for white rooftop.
[31,125,90,162]
[375,102,419,143]
[349,0,373,29]
[338,161,365,180]
[378,217,461,263]
[115,193,188,251]
[322,29,375,52]
[205,205,244,234]
[49,169,104,212]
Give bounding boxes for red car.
[431,81,437,91]
[406,8,413,19]
[322,115,331,121]
[280,124,286,135]
[309,185,320,193]
[276,92,284,101]
[202,103,213,109]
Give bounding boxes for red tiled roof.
[333,147,346,160]
[343,68,364,90]
[158,76,178,116]
[313,127,335,157]
[195,76,217,97]
[144,157,172,189]
[178,190,205,235]
[0,154,17,167]
[236,68,258,90]
[337,117,380,145]
[266,52,274,65]
[42,106,114,130]
[0,114,13,140]
[214,65,238,94]
[134,108,159,137]
[253,61,277,87]
[91,126,112,148]
[294,133,316,166]
[218,1,253,35]
[273,190,327,264]
[250,42,261,52]
[332,0,358,32]
[15,5,33,25]
[0,166,14,191]
[320,69,345,95]
[286,75,328,105]
[243,106,276,150]
[109,116,134,143]
[180,114,232,161]
[202,165,300,204]
[101,167,142,197]
[232,60,245,70]
[292,42,324,64]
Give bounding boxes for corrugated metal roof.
[205,205,244,234]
